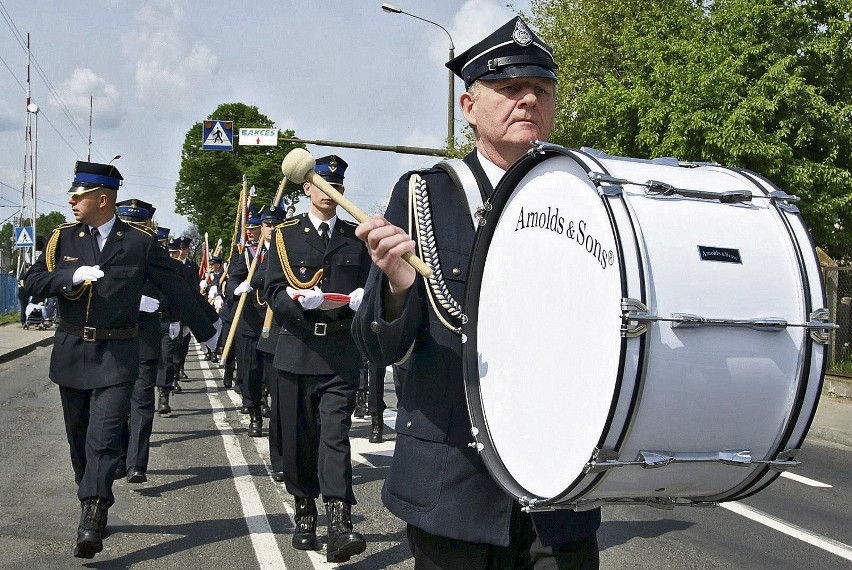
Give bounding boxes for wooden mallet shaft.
[281,148,432,278]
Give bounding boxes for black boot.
[353,390,367,418]
[292,496,318,550]
[248,408,263,437]
[74,497,108,559]
[369,413,383,444]
[325,499,366,563]
[179,362,188,379]
[157,388,171,415]
[172,363,183,393]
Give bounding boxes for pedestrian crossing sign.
[14,226,34,248]
[202,119,234,151]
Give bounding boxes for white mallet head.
[281,148,316,184]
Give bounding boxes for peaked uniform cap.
[168,238,182,251]
[245,203,262,228]
[116,198,154,222]
[180,236,192,248]
[314,155,348,185]
[261,204,286,225]
[69,161,124,195]
[156,227,171,241]
[446,17,557,88]
[210,255,223,264]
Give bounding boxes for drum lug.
[468,427,484,453]
[769,190,801,213]
[806,308,838,344]
[621,298,650,338]
[587,172,626,197]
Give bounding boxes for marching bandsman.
[226,206,266,434]
[264,155,371,563]
[155,228,181,414]
[352,17,601,568]
[250,203,287,480]
[174,236,200,379]
[217,251,238,389]
[24,161,220,559]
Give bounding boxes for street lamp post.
[382,3,455,150]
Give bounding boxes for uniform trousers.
[156,330,178,390]
[367,364,386,415]
[277,369,358,503]
[235,334,262,408]
[175,331,191,366]
[123,358,158,470]
[59,382,134,505]
[264,352,284,473]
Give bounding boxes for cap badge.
[299,267,307,277]
[328,157,338,173]
[512,19,533,46]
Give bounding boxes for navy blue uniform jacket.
[264,214,370,376]
[25,218,217,390]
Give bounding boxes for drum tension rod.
[587,448,801,472]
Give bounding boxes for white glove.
[287,286,324,310]
[213,296,223,311]
[201,319,222,351]
[72,265,104,285]
[139,295,160,313]
[182,325,191,337]
[207,284,219,300]
[199,279,208,291]
[169,321,181,339]
[233,280,253,296]
[348,288,364,312]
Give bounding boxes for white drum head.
[466,153,623,500]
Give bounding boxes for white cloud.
[427,0,516,64]
[126,1,218,117]
[52,68,122,129]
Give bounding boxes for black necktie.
[90,227,100,257]
[319,222,329,248]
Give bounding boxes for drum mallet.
[281,148,432,278]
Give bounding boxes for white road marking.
[195,347,288,569]
[722,501,852,562]
[780,472,833,488]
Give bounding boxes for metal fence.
[824,266,852,373]
[0,272,19,315]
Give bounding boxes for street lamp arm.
[381,4,454,49]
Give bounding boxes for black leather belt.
[311,317,353,337]
[61,322,139,342]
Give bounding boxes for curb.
[807,426,852,448]
[0,335,54,365]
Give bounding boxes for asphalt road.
[0,342,849,569]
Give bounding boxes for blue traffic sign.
[14,226,34,248]
[202,119,234,151]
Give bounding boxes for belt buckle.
[313,322,327,337]
[83,326,97,342]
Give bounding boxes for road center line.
[722,501,852,562]
[780,472,833,487]
[196,346,288,569]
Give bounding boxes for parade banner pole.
[261,176,288,338]
[219,249,261,365]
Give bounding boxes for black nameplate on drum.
[698,246,742,264]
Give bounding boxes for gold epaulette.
[274,218,300,230]
[128,222,156,236]
[274,221,323,289]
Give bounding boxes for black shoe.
[126,467,147,483]
[180,370,188,379]
[292,497,318,550]
[157,389,171,415]
[240,405,250,414]
[369,413,384,444]
[325,499,366,562]
[173,380,183,394]
[353,390,367,418]
[272,471,285,482]
[248,408,263,437]
[223,374,233,389]
[73,497,108,559]
[260,403,271,418]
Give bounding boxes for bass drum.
[462,143,831,510]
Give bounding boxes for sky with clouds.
[0,0,532,240]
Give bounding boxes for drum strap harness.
[406,159,488,337]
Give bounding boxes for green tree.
[36,211,68,241]
[530,0,852,260]
[175,103,305,253]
